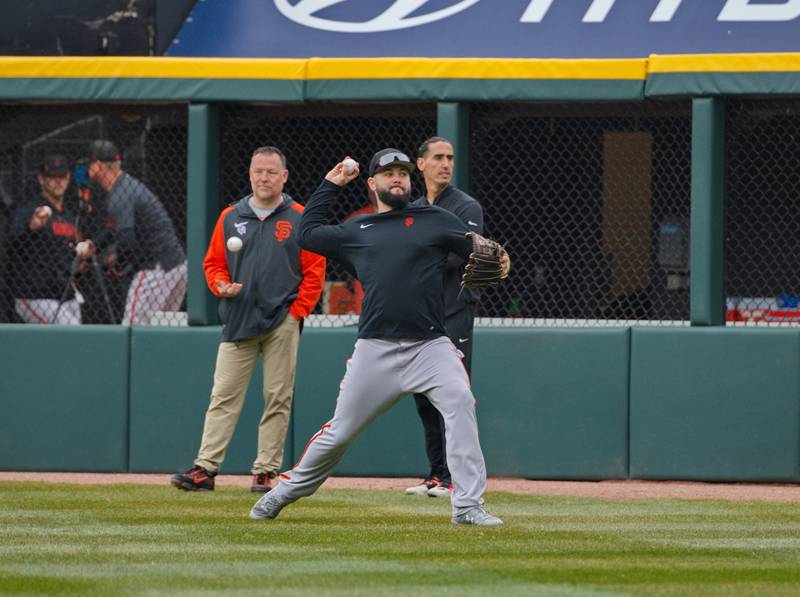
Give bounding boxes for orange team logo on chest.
[275,220,292,242]
[51,220,76,238]
[404,217,414,227]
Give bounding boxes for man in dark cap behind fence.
[85,139,187,325]
[6,155,84,324]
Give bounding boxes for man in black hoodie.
[250,149,508,526]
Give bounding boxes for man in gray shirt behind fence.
[86,139,186,325]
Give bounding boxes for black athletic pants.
[412,306,474,483]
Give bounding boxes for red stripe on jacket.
[203,205,236,296]
[288,203,325,320]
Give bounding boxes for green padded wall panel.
[473,328,630,479]
[630,328,800,481]
[0,325,129,471]
[9,324,797,482]
[129,327,294,474]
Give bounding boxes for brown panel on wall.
[602,131,653,299]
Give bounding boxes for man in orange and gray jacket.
[171,146,325,493]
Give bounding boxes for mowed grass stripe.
[1,482,800,596]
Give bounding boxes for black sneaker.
[250,472,274,493]
[171,465,216,491]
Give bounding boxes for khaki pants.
[196,314,300,475]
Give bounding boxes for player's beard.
[377,187,412,210]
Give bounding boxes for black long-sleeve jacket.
[299,179,472,340]
[411,185,483,317]
[7,199,79,299]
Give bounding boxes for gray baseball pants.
[273,336,487,514]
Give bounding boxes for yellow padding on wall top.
[0,57,308,79]
[649,53,800,73]
[0,56,645,81]
[0,54,799,80]
[305,58,647,80]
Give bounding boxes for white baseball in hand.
[342,158,357,174]
[41,205,53,218]
[227,236,243,252]
[75,240,91,257]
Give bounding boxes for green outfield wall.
[629,328,800,482]
[2,53,800,481]
[3,325,799,481]
[0,325,130,472]
[472,328,629,480]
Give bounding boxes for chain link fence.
[0,98,709,329]
[0,103,187,326]
[471,101,692,326]
[726,99,800,327]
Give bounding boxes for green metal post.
[436,102,470,192]
[690,98,726,326]
[186,103,220,325]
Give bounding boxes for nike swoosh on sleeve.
[467,220,478,226]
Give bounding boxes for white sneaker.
[405,478,438,495]
[452,507,503,526]
[426,480,452,498]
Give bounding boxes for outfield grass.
[2,483,800,596]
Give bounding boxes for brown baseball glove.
[461,232,509,289]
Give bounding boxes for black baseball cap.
[39,155,70,176]
[88,139,121,162]
[368,148,415,177]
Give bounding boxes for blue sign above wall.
[167,0,800,58]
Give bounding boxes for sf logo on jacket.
[275,220,292,242]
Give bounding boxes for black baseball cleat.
[171,465,216,491]
[250,472,274,493]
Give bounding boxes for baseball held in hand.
[41,205,53,218]
[227,236,243,253]
[75,240,92,257]
[342,158,357,174]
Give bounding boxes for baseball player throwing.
[250,149,506,526]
